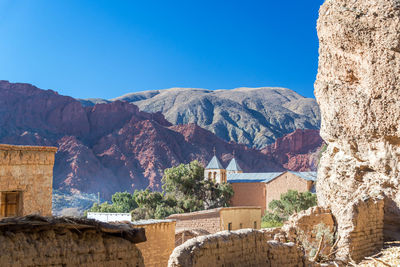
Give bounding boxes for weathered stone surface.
[168,229,308,267]
[315,0,400,261]
[0,215,146,266]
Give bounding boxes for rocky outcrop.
[262,129,324,171]
[0,215,146,266]
[315,0,400,261]
[104,87,321,148]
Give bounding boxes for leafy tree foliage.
[85,191,138,215]
[86,160,234,220]
[262,190,317,227]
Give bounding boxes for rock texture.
[0,81,321,202]
[168,229,308,267]
[315,0,400,261]
[97,87,321,148]
[262,129,324,171]
[0,215,146,266]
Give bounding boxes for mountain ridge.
[80,86,320,148]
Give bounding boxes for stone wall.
[133,220,176,267]
[0,215,145,266]
[0,144,57,217]
[314,0,400,261]
[168,229,308,267]
[168,209,221,234]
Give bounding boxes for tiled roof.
[227,172,283,183]
[205,156,224,169]
[226,158,242,171]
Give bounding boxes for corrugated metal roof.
[227,172,283,183]
[227,171,318,183]
[205,155,224,169]
[226,158,242,171]
[288,171,317,181]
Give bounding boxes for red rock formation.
[261,129,324,171]
[0,81,322,198]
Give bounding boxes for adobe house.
[204,156,316,214]
[0,144,57,217]
[167,206,261,234]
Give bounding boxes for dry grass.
[357,242,400,267]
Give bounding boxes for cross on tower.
[213,147,216,155]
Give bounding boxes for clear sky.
[0,0,325,99]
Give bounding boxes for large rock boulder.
[315,0,400,262]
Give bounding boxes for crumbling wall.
[0,215,145,266]
[315,0,400,261]
[168,229,308,267]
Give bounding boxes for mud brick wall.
[0,227,144,266]
[0,145,57,217]
[348,199,384,262]
[168,210,221,234]
[168,229,307,267]
[133,220,176,267]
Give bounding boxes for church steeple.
[226,157,243,175]
[204,151,227,184]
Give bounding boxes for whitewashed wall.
[87,212,131,222]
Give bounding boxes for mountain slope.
[0,81,322,201]
[108,87,320,148]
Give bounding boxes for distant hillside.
[0,81,322,201]
[81,87,320,148]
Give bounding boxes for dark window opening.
[1,191,21,217]
[228,222,232,231]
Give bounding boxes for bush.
[262,190,317,228]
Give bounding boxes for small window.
[228,222,232,231]
[254,221,257,229]
[1,191,21,217]
[239,223,243,229]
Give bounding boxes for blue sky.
[0,0,324,99]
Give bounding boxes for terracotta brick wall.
[134,220,176,267]
[0,145,57,217]
[168,229,307,267]
[265,172,311,211]
[230,183,266,214]
[168,210,221,234]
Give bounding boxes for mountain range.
[80,87,320,148]
[0,80,322,201]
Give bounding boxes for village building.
[131,219,176,267]
[204,155,317,214]
[167,206,261,234]
[0,144,57,218]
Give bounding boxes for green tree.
[262,190,317,228]
[161,160,234,212]
[130,160,234,220]
[86,191,138,215]
[87,160,234,220]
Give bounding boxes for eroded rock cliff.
[315,0,400,261]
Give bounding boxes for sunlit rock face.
[315,0,400,261]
